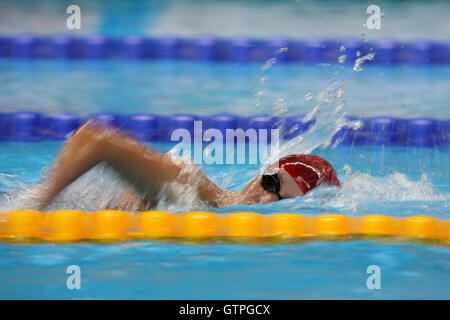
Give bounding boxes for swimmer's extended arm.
[34,120,224,210]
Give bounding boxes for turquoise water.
[0,60,450,118]
[0,141,448,299]
[1,240,449,299]
[0,142,448,216]
[0,58,449,299]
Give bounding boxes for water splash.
[261,58,277,71]
[0,160,211,213]
[305,92,315,101]
[305,166,448,215]
[155,164,210,212]
[262,76,349,167]
[239,163,448,216]
[260,76,270,84]
[263,46,378,167]
[0,173,41,211]
[0,173,23,192]
[273,97,290,116]
[247,56,280,112]
[254,90,264,97]
[0,165,130,212]
[353,53,375,72]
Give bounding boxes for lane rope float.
[1,34,449,64]
[1,111,448,148]
[0,210,448,244]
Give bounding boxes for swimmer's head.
[268,154,341,195]
[239,154,341,204]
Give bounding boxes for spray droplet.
[356,50,361,57]
[305,92,315,101]
[360,33,368,42]
[339,45,346,53]
[353,120,363,130]
[254,90,264,97]
[338,55,346,64]
[278,47,288,54]
[274,98,290,114]
[261,58,276,71]
[353,53,375,72]
[260,76,270,84]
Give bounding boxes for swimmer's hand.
[34,120,225,210]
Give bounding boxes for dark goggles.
[261,171,282,200]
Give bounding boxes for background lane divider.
[0,111,448,148]
[0,210,448,244]
[1,34,450,64]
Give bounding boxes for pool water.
[0,59,449,118]
[1,240,449,299]
[0,59,449,299]
[0,141,448,299]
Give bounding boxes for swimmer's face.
[240,168,304,204]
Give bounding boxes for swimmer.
[32,120,341,211]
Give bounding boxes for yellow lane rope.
[0,210,448,243]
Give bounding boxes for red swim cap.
[272,154,341,194]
